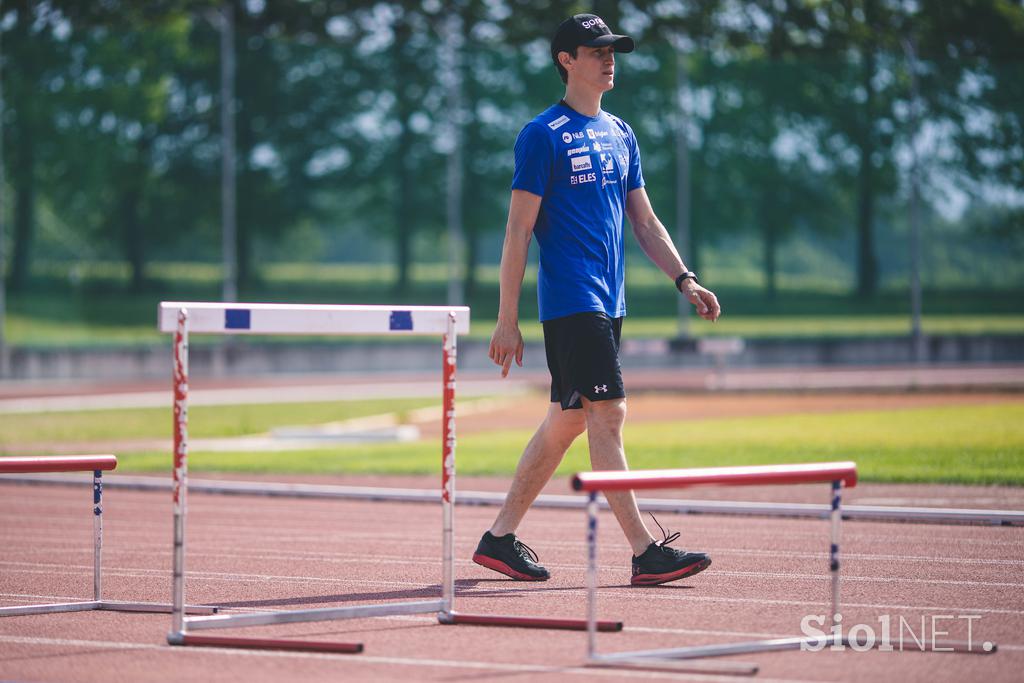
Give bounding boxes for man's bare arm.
[489,189,543,376]
[626,187,721,321]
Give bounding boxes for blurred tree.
[2,1,67,291]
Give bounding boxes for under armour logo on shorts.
[594,384,608,393]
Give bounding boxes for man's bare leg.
[582,397,655,556]
[489,402,586,536]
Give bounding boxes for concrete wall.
[6,334,1023,381]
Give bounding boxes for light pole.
[902,37,926,363]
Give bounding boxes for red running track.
[1,479,1021,682]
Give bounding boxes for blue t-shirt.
[511,103,645,322]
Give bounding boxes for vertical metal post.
[586,491,599,659]
[0,21,7,379]
[674,46,692,340]
[903,37,925,363]
[829,480,842,628]
[220,2,237,304]
[442,15,465,307]
[93,469,103,601]
[171,309,190,635]
[440,312,457,617]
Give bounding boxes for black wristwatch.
[675,271,698,292]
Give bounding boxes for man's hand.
[681,281,722,322]
[489,319,525,377]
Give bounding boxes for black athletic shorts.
[542,311,625,410]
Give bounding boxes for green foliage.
[3,0,1023,304]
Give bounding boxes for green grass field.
[4,400,1022,486]
[6,260,1023,346]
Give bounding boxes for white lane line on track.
[4,555,1023,591]
[2,603,1020,655]
[0,635,815,683]
[4,565,1024,618]
[5,529,1024,567]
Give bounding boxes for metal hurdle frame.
[0,455,216,618]
[577,462,854,669]
[572,462,996,671]
[160,301,617,654]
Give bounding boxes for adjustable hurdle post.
[830,479,841,629]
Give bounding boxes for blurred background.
[1,0,1022,378]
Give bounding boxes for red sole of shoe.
[472,553,549,581]
[631,557,712,586]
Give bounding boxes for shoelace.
[513,538,540,564]
[649,513,681,549]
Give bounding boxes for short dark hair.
[552,47,577,84]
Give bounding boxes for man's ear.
[557,50,574,71]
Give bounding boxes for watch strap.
[675,271,698,291]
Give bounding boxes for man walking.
[473,14,722,586]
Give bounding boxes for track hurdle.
[0,455,216,618]
[159,301,618,655]
[572,462,996,671]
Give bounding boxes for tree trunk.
[392,19,415,296]
[120,182,145,290]
[855,46,878,299]
[762,204,778,301]
[9,124,34,292]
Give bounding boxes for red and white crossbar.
[0,455,215,618]
[573,461,995,670]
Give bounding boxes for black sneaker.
[472,531,550,581]
[631,515,711,586]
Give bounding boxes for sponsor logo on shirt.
[586,128,609,140]
[548,114,570,130]
[573,131,585,140]
[567,145,590,156]
[561,132,573,144]
[571,156,593,172]
[618,153,629,166]
[599,153,616,175]
[570,172,597,185]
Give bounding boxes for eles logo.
[581,18,605,30]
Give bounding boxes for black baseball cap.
[550,14,635,60]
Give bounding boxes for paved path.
[0,364,1021,414]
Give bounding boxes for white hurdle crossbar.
[159,302,468,653]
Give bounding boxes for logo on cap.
[580,17,605,30]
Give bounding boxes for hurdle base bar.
[169,633,363,654]
[0,600,218,617]
[183,598,445,631]
[98,600,219,615]
[439,611,623,632]
[590,634,998,664]
[588,657,759,676]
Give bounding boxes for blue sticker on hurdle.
[389,310,413,331]
[225,309,251,330]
